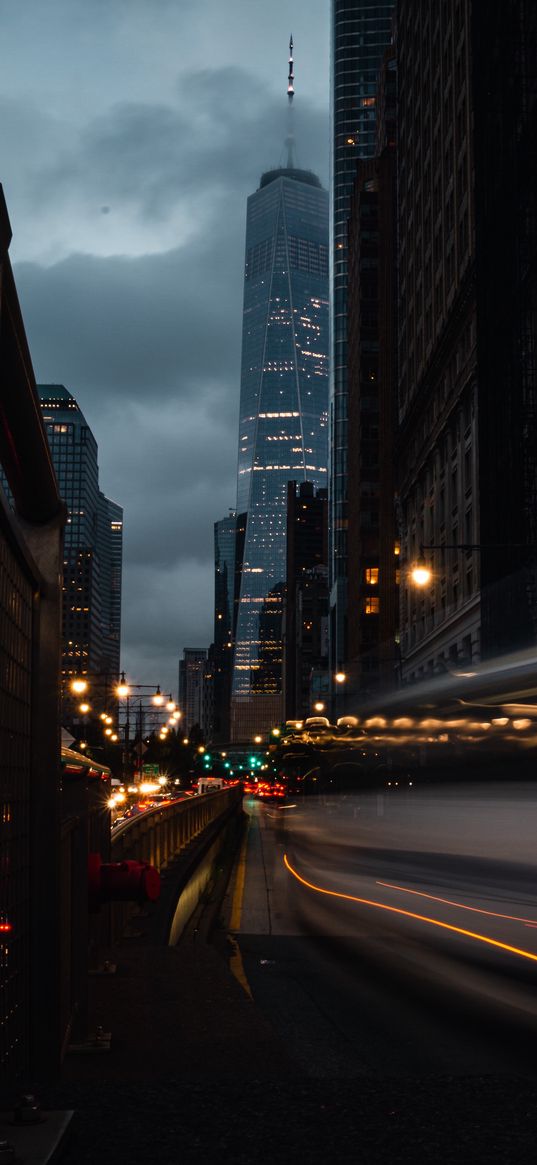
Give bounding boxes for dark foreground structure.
[0,184,65,1083]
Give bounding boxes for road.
[225,783,537,1078]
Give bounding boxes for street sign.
[142,763,159,776]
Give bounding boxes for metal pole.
[124,695,130,783]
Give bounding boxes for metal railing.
[107,788,242,942]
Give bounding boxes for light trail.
[376,881,537,925]
[284,854,537,965]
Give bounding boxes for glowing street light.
[70,678,88,695]
[410,560,433,587]
[335,672,347,685]
[271,728,281,738]
[314,701,325,712]
[254,735,262,744]
[79,703,91,714]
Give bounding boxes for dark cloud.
[3,39,328,694]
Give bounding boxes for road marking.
[230,822,249,932]
[376,880,537,926]
[284,853,537,965]
[228,821,252,997]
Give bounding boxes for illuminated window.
[364,597,379,615]
[365,567,379,585]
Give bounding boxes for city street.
[226,786,537,1079]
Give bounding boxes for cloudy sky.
[1,0,329,695]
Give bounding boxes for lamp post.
[333,669,347,720]
[409,542,535,588]
[114,675,179,782]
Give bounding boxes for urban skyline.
[4,1,537,1134]
[0,0,330,696]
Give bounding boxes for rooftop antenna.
[286,34,295,168]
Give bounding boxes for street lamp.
[410,558,433,587]
[335,671,347,685]
[313,701,325,713]
[409,541,535,588]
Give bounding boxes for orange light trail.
[376,880,537,926]
[283,854,537,965]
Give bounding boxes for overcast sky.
[1,0,329,695]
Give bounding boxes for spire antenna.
[286,34,296,168]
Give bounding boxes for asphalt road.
[226,783,537,1079]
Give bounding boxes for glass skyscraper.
[330,0,394,673]
[38,384,123,684]
[231,165,329,740]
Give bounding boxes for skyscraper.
[329,0,395,681]
[396,0,537,678]
[38,384,123,692]
[213,511,239,741]
[179,648,208,735]
[284,481,328,720]
[231,44,329,741]
[346,46,398,700]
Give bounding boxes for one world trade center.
[231,40,329,740]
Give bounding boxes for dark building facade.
[395,0,480,681]
[472,0,537,656]
[329,0,395,687]
[97,494,123,677]
[346,47,398,699]
[0,185,64,1084]
[179,648,208,736]
[231,164,329,741]
[213,512,239,741]
[38,384,123,696]
[284,481,329,719]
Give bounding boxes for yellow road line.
[228,822,252,997]
[230,823,249,931]
[284,853,537,965]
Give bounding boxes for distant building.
[97,494,123,677]
[38,384,123,702]
[284,481,328,719]
[329,0,395,693]
[213,512,242,742]
[179,648,208,736]
[230,150,329,741]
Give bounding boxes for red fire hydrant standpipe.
[88,853,161,912]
